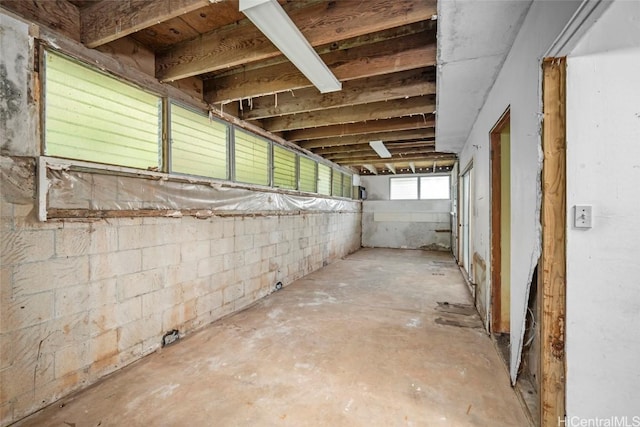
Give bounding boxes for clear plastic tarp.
[45,165,359,216]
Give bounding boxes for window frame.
[389,175,451,200]
[39,46,352,202]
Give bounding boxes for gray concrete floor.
[18,248,530,426]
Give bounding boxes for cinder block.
[223,251,244,271]
[1,291,54,331]
[166,261,198,286]
[141,286,182,317]
[181,240,210,263]
[234,234,253,252]
[276,241,290,256]
[197,255,224,277]
[195,290,223,316]
[118,224,163,250]
[90,329,118,362]
[117,268,164,301]
[1,230,54,265]
[86,278,118,309]
[220,218,235,238]
[54,341,89,379]
[89,250,141,281]
[142,244,180,271]
[252,232,270,249]
[210,236,234,256]
[54,285,89,318]
[115,296,142,325]
[89,305,118,337]
[243,247,261,265]
[118,314,161,351]
[223,282,244,305]
[261,244,276,261]
[13,256,89,296]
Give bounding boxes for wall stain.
[0,63,22,136]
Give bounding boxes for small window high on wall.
[170,103,228,179]
[299,156,317,193]
[273,145,297,190]
[234,129,270,186]
[44,51,161,169]
[390,176,450,200]
[317,164,332,195]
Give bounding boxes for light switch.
[574,205,592,228]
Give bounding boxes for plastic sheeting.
[46,167,360,215]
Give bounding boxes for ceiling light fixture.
[239,0,342,94]
[369,140,391,158]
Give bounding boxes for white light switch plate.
[574,205,592,228]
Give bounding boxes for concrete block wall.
[0,196,361,425]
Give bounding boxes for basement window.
[342,173,352,198]
[234,128,270,186]
[390,176,451,200]
[170,103,228,179]
[420,176,450,200]
[390,177,418,200]
[299,156,317,193]
[317,164,332,196]
[273,145,297,190]
[44,51,161,169]
[332,168,343,197]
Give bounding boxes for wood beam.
[385,164,396,174]
[286,115,435,142]
[299,129,436,150]
[238,69,435,120]
[263,96,435,132]
[0,0,80,40]
[326,147,436,161]
[409,162,416,173]
[205,33,436,103]
[81,0,212,48]
[363,165,378,175]
[335,154,454,166]
[313,141,435,156]
[540,57,567,426]
[157,0,436,81]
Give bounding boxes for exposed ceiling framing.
[1,0,455,175]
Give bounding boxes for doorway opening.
[490,109,511,352]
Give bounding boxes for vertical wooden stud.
[540,57,567,426]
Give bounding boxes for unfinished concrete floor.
[17,248,530,426]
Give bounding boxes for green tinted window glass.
[170,104,227,179]
[45,51,160,169]
[332,169,342,197]
[342,173,352,198]
[317,164,331,195]
[234,129,269,185]
[299,156,317,193]
[273,145,296,189]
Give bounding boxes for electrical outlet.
[574,205,592,229]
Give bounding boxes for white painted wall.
[360,175,451,250]
[566,0,640,418]
[456,0,582,380]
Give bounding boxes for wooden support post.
[540,57,567,426]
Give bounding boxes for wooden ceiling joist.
[205,33,436,103]
[157,0,436,81]
[81,0,212,48]
[299,129,436,150]
[312,141,435,156]
[286,115,435,142]
[336,154,455,166]
[325,147,436,162]
[0,0,80,40]
[237,69,435,121]
[363,164,378,175]
[263,95,435,132]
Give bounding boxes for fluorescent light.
[369,140,391,158]
[239,0,342,94]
